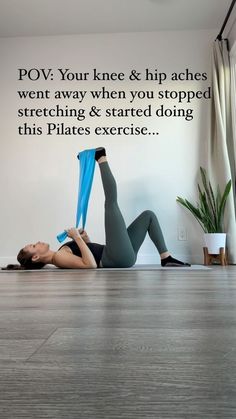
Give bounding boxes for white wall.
[0,30,215,265]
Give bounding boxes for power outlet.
[178,227,187,241]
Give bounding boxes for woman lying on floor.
[3,148,190,270]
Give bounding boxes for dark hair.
[1,248,45,270]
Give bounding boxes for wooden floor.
[0,266,236,419]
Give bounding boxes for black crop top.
[58,240,104,267]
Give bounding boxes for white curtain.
[211,39,236,263]
[230,42,236,175]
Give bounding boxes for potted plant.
[176,167,231,254]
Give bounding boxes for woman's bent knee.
[141,210,156,219]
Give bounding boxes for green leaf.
[200,167,217,222]
[176,197,206,232]
[217,180,232,232]
[176,168,232,233]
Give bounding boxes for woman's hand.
[61,227,97,268]
[79,229,91,243]
[66,227,81,240]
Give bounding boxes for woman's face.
[24,242,49,257]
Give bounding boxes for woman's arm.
[54,228,97,269]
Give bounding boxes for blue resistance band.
[57,149,96,243]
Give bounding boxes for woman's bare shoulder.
[53,247,90,269]
[53,246,73,265]
[57,245,73,254]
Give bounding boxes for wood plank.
[0,267,236,418]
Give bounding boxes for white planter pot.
[204,233,226,254]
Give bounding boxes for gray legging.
[100,162,168,268]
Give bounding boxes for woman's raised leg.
[98,157,136,268]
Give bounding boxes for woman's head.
[17,246,46,270]
[2,242,49,270]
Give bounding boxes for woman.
[3,148,190,270]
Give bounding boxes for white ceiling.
[0,0,233,38]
